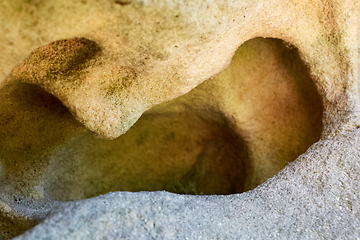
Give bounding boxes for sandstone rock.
[0,0,360,239]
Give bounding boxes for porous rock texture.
[0,0,360,239]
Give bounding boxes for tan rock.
[0,0,359,239]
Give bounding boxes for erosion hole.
[0,38,323,204]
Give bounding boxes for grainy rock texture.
[0,0,360,239]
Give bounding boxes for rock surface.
[13,128,360,239]
[0,0,360,239]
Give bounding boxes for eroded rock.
[0,0,359,239]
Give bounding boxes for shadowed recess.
[0,38,323,239]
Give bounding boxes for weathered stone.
[0,0,359,239]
